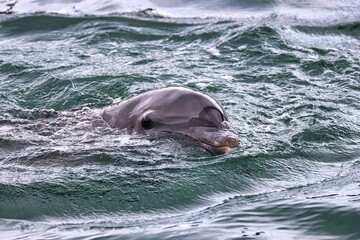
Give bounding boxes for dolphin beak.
[198,133,240,155]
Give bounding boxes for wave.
[1,0,360,24]
[0,2,359,239]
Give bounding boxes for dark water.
[1,0,360,239]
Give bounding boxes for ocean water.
[0,0,360,239]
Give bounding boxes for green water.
[0,1,360,239]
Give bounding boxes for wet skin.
[100,87,239,155]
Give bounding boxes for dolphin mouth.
[153,130,239,155]
[201,143,238,154]
[198,136,239,155]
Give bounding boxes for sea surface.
[0,0,360,239]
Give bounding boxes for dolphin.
[100,87,239,155]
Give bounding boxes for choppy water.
[1,0,360,239]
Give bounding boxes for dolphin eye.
[141,117,153,130]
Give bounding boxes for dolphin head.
[101,87,239,155]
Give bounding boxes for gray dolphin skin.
[100,87,239,155]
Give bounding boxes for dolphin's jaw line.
[198,138,239,155]
[152,130,239,155]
